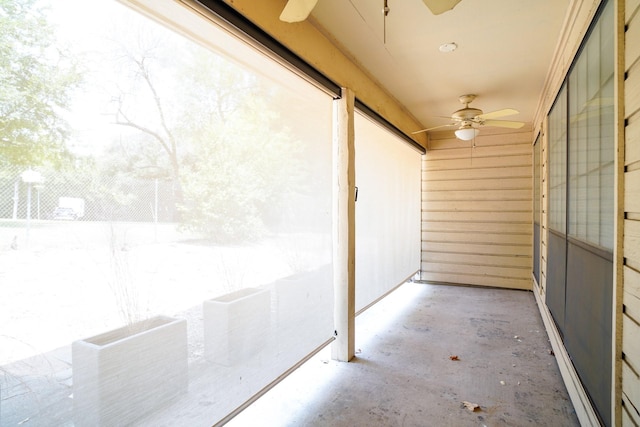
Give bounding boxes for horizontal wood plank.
[625,290,640,325]
[423,188,532,202]
[422,166,531,181]
[424,252,532,268]
[625,115,640,167]
[428,131,532,148]
[626,64,640,118]
[421,260,529,276]
[424,143,531,161]
[628,0,640,25]
[422,241,531,257]
[625,169,640,212]
[419,271,531,290]
[625,266,640,325]
[624,219,640,266]
[424,177,531,191]
[423,154,532,171]
[622,391,640,427]
[623,361,640,421]
[626,265,640,299]
[422,210,531,223]
[422,231,531,245]
[623,314,640,373]
[422,221,531,234]
[627,12,640,70]
[422,199,532,212]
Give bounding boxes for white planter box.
[273,265,332,356]
[72,315,188,426]
[204,287,271,366]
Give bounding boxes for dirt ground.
[0,220,303,365]
[1,219,334,425]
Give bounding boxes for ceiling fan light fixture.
[455,126,479,140]
[439,42,457,53]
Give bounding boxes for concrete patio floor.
[228,281,579,427]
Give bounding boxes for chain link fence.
[0,163,177,224]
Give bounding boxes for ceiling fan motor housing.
[452,107,483,121]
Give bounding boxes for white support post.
[332,88,356,362]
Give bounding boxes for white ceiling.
[307,0,571,135]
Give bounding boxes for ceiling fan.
[412,94,525,140]
[279,0,463,23]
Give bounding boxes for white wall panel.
[354,112,421,312]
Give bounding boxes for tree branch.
[114,106,173,157]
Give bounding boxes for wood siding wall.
[622,0,640,424]
[420,131,533,290]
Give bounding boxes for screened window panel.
[548,84,567,234]
[567,2,614,250]
[547,2,614,421]
[0,1,334,425]
[354,111,421,313]
[568,53,587,239]
[599,74,615,248]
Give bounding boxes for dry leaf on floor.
[449,355,460,361]
[462,401,481,412]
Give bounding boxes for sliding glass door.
[545,1,614,424]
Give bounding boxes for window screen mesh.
[548,84,568,234]
[567,2,614,250]
[354,112,421,313]
[0,1,334,424]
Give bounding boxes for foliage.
[176,53,303,242]
[101,28,305,240]
[0,0,307,238]
[0,0,82,168]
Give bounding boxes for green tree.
[0,0,81,167]
[104,25,303,237]
[177,53,303,242]
[104,20,189,215]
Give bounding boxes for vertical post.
[154,178,159,222]
[20,170,41,248]
[12,180,19,220]
[37,187,41,220]
[154,178,159,242]
[332,88,356,362]
[26,182,32,247]
[611,1,625,424]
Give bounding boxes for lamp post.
[21,169,43,248]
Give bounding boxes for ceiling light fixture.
[455,125,479,141]
[438,42,457,53]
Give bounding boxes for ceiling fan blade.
[279,0,319,23]
[477,108,519,120]
[482,120,525,129]
[412,123,456,134]
[422,0,462,15]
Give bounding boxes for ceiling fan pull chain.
[382,0,389,44]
